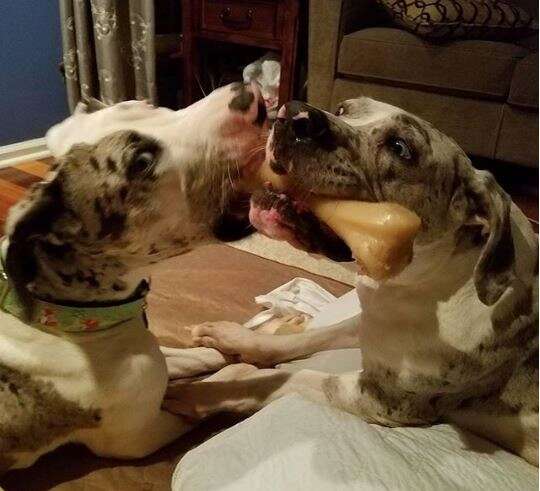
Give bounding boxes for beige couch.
[308,0,538,168]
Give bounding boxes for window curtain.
[59,0,156,112]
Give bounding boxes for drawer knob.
[219,7,254,30]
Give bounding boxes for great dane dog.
[164,97,539,466]
[0,82,268,471]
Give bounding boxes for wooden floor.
[0,157,537,233]
[0,158,51,233]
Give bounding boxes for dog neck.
[394,234,480,287]
[359,233,481,295]
[2,239,148,305]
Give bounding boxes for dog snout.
[227,82,267,127]
[278,101,330,142]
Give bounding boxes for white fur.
[46,83,264,170]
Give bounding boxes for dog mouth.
[249,185,353,262]
[212,192,254,242]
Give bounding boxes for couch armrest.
[308,0,381,109]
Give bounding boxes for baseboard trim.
[0,137,51,168]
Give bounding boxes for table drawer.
[201,1,278,39]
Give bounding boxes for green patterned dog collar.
[0,268,147,333]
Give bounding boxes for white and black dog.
[165,98,538,466]
[0,83,268,471]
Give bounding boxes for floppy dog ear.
[5,178,66,320]
[453,159,516,306]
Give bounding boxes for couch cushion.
[496,104,539,167]
[508,53,539,108]
[377,0,535,40]
[338,27,528,98]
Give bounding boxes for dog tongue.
[309,198,421,280]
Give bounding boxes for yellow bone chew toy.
[309,198,422,280]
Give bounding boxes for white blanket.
[173,395,538,491]
[243,277,360,330]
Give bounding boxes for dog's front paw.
[189,321,277,366]
[163,363,259,418]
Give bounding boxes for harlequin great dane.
[0,82,268,472]
[164,97,539,466]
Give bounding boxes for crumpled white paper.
[243,277,361,330]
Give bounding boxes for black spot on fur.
[86,273,99,288]
[89,157,99,170]
[384,166,396,180]
[94,198,126,240]
[456,396,475,409]
[74,269,100,288]
[99,212,125,240]
[106,157,117,172]
[229,90,255,112]
[429,395,442,409]
[119,186,128,202]
[57,272,73,286]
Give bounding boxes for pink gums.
[249,205,296,242]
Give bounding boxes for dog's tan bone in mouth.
[251,187,422,279]
[310,199,421,279]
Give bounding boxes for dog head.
[5,126,264,315]
[45,82,270,242]
[252,98,515,305]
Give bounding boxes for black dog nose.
[280,101,329,142]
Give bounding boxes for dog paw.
[190,321,274,366]
[163,363,259,418]
[160,346,232,379]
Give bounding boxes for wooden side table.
[181,0,300,107]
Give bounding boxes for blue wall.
[0,2,69,145]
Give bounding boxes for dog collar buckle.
[0,269,10,312]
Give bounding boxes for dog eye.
[387,137,412,160]
[335,106,345,116]
[127,151,155,179]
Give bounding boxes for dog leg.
[163,365,426,427]
[84,410,191,459]
[160,346,233,379]
[190,317,359,367]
